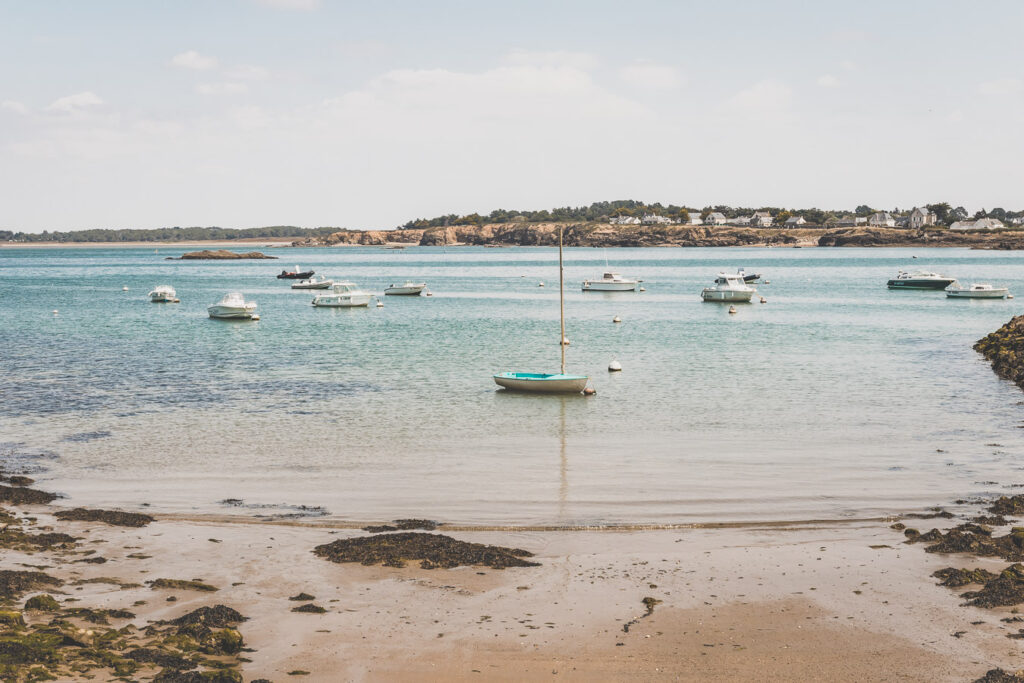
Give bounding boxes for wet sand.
[4,503,1019,682]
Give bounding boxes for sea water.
[2,245,1024,526]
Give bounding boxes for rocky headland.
[975,316,1024,390]
[172,250,277,260]
[290,223,1024,249]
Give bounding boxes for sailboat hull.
[493,372,589,393]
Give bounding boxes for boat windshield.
[219,292,246,305]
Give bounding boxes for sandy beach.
[3,489,1022,681]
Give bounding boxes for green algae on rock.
[313,532,539,570]
[933,567,999,587]
[23,595,60,612]
[0,485,57,506]
[962,564,1024,608]
[54,508,155,527]
[0,571,62,601]
[288,593,315,601]
[291,603,326,614]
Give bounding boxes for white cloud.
[44,91,103,113]
[617,62,682,90]
[1,100,30,115]
[503,50,599,70]
[840,60,858,72]
[170,50,218,70]
[816,74,840,88]
[979,78,1022,96]
[729,80,793,111]
[196,82,249,95]
[254,0,320,9]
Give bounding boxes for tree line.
[0,225,341,243]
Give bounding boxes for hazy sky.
[2,0,1022,232]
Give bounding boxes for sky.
[1,0,1022,232]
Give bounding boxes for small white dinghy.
[945,282,1009,299]
[311,282,373,307]
[148,285,179,303]
[384,282,427,296]
[208,292,258,319]
[291,275,334,290]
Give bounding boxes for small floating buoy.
[376,298,384,308]
[1009,294,1015,299]
[52,309,58,315]
[760,297,767,304]
[561,337,570,346]
[639,286,646,292]
[538,282,545,287]
[582,386,596,396]
[122,286,129,291]
[424,289,432,296]
[728,305,737,314]
[608,360,622,372]
[612,316,621,323]
[250,314,260,321]
[764,280,770,285]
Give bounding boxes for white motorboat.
[701,273,756,302]
[887,270,956,290]
[582,272,638,291]
[291,275,334,290]
[945,282,1009,299]
[311,282,373,307]
[148,285,179,303]
[384,282,427,295]
[207,292,258,319]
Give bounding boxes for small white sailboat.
[494,228,589,394]
[291,275,334,290]
[384,282,427,296]
[311,282,373,308]
[701,273,756,302]
[208,292,258,319]
[945,282,1009,299]
[582,272,638,291]
[148,285,179,303]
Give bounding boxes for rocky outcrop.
[818,227,1024,249]
[175,250,277,259]
[975,316,1024,390]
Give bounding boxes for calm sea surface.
[3,245,1024,526]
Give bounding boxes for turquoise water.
[2,244,1024,526]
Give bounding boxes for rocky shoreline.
[287,222,1024,249]
[976,316,1024,390]
[171,250,277,260]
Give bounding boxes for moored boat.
[291,275,333,289]
[311,282,373,307]
[736,268,761,283]
[384,282,427,295]
[148,285,179,303]
[582,272,638,292]
[701,273,756,302]
[208,292,258,319]
[277,266,315,280]
[945,283,1009,299]
[887,270,956,290]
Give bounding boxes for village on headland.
[4,200,1024,249]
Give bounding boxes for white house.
[609,215,641,225]
[837,216,868,227]
[750,211,773,227]
[784,216,807,227]
[641,214,674,225]
[679,213,702,226]
[868,212,896,227]
[908,207,937,229]
[704,212,728,226]
[732,215,752,225]
[950,218,1005,231]
[1010,216,1024,226]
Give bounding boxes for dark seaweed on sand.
[0,570,62,600]
[363,518,439,533]
[54,507,154,527]
[314,532,539,569]
[962,564,1024,608]
[0,484,56,505]
[933,567,998,587]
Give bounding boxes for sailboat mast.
[559,227,566,375]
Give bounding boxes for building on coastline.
[704,212,728,226]
[1010,216,1024,226]
[908,207,938,229]
[950,218,1006,231]
[868,212,896,227]
[750,211,773,227]
[837,216,869,227]
[784,216,807,227]
[642,214,674,225]
[609,215,641,225]
[678,213,702,226]
[732,215,752,225]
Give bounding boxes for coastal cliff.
[290,223,1024,249]
[975,316,1024,390]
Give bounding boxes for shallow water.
[2,244,1024,525]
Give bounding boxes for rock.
[288,593,315,601]
[176,250,277,260]
[149,578,218,592]
[962,564,1024,608]
[291,604,326,614]
[169,605,245,628]
[933,567,998,587]
[0,484,57,505]
[23,594,60,612]
[976,320,1024,392]
[0,570,62,600]
[313,532,539,570]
